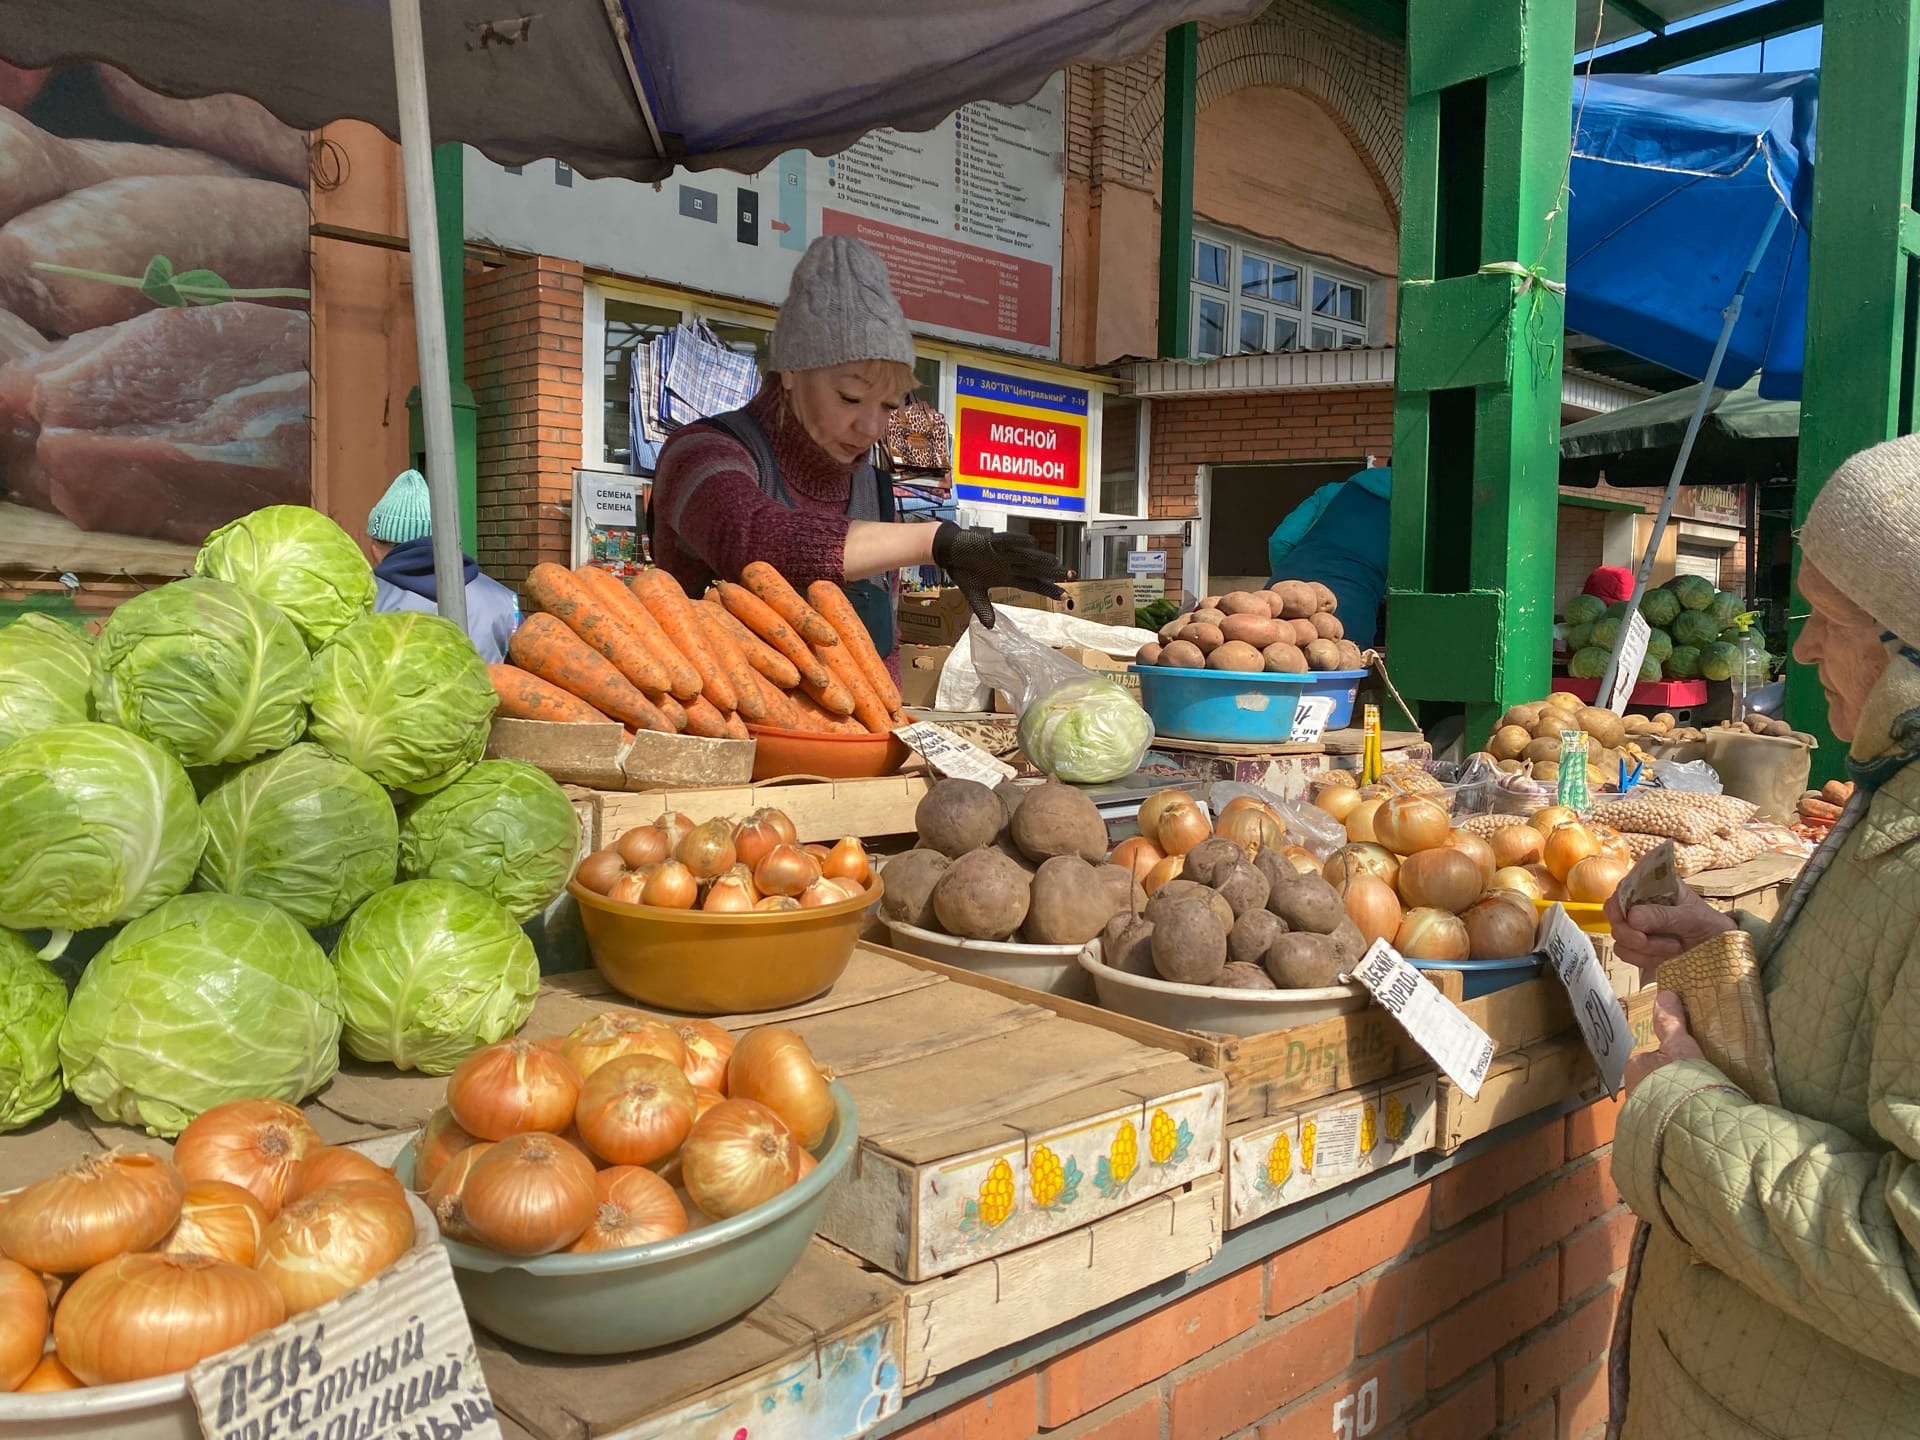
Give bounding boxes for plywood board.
[1435,1035,1600,1154]
[477,1244,903,1440]
[0,500,196,576]
[595,774,932,845]
[1227,1070,1437,1229]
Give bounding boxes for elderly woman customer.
[1602,434,1920,1439]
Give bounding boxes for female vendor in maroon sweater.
[650,236,1065,668]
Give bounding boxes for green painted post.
[1390,0,1574,743]
[1790,0,1919,782]
[1157,24,1197,361]
[407,143,479,556]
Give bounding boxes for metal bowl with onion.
[393,1082,858,1355]
[570,875,882,1015]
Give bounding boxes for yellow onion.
[1490,824,1545,869]
[1395,907,1470,962]
[703,869,759,913]
[447,1038,583,1140]
[1216,807,1285,859]
[284,1146,406,1207]
[562,1012,686,1081]
[1155,803,1212,857]
[727,1028,834,1149]
[1136,790,1199,842]
[823,836,873,887]
[1373,794,1451,856]
[1313,786,1363,822]
[1489,865,1545,902]
[568,1167,688,1252]
[1396,847,1485,915]
[1323,842,1400,893]
[173,1099,321,1218]
[458,1133,597,1257]
[1108,836,1164,882]
[607,867,653,905]
[425,1142,492,1243]
[680,1100,801,1220]
[1529,804,1579,836]
[1278,845,1324,875]
[158,1179,268,1267]
[1463,893,1537,959]
[676,818,738,880]
[1341,873,1403,949]
[754,844,821,898]
[1567,854,1629,904]
[574,1055,697,1167]
[670,1020,736,1091]
[55,1252,283,1385]
[1142,854,1186,894]
[732,813,787,871]
[1542,823,1600,883]
[16,1353,81,1392]
[0,1258,46,1392]
[1525,863,1568,901]
[614,825,670,869]
[412,1108,482,1194]
[642,860,700,910]
[0,1151,183,1274]
[750,808,798,846]
[255,1181,414,1315]
[574,849,628,895]
[1443,829,1498,890]
[754,895,801,912]
[1344,798,1385,844]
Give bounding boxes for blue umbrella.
[1563,71,1817,705]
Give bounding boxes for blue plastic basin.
[1408,955,1543,1000]
[1131,665,1368,744]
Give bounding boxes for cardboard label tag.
[1607,611,1652,715]
[189,1218,501,1440]
[1289,696,1335,744]
[1538,903,1634,1095]
[1348,940,1496,1097]
[895,721,1018,785]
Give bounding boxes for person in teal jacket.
[1267,464,1391,647]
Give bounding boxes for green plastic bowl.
[394,1082,858,1354]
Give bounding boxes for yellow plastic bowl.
[1532,895,1612,935]
[570,874,882,1014]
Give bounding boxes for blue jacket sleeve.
[1268,482,1342,577]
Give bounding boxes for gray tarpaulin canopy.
[1560,379,1799,487]
[2,0,1263,627]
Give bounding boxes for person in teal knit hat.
[367,469,519,663]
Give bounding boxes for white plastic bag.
[1207,779,1346,859]
[968,613,1155,784]
[932,604,1156,712]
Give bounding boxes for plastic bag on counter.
[1415,755,1501,818]
[1648,759,1725,795]
[968,613,1154,785]
[1206,779,1346,859]
[932,604,1156,712]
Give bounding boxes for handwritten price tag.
[1289,695,1336,744]
[894,721,1017,786]
[1348,940,1495,1096]
[1539,904,1634,1095]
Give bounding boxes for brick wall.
[897,1099,1630,1440]
[1145,388,1394,593]
[1554,507,1609,613]
[465,255,585,584]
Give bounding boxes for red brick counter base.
[896,1096,1628,1440]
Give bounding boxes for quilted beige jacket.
[1615,653,1920,1439]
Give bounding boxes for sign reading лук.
[953,365,1089,514]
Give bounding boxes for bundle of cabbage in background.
[0,504,581,1137]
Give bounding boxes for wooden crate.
[1434,1035,1599,1154]
[1226,1070,1438,1229]
[591,773,932,847]
[483,1245,904,1440]
[1692,851,1803,927]
[1148,730,1432,797]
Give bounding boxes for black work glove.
[933,521,1068,628]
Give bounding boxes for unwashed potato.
[1189,608,1227,629]
[916,778,1007,858]
[931,847,1031,940]
[1266,931,1344,989]
[1102,913,1156,976]
[1218,592,1270,617]
[1158,617,1190,645]
[1263,642,1308,674]
[1290,618,1321,648]
[1146,879,1234,933]
[1305,639,1342,672]
[1218,961,1278,990]
[1273,581,1317,619]
[878,849,951,928]
[1228,909,1287,965]
[1577,706,1626,749]
[1221,613,1280,648]
[1310,612,1345,641]
[1161,640,1206,670]
[1184,623,1225,654]
[1208,640,1266,672]
[1182,836,1247,888]
[1307,582,1338,614]
[1150,898,1228,985]
[1335,640,1365,670]
[1024,855,1128,945]
[1010,781,1109,864]
[1523,737,1561,764]
[1266,872,1346,933]
[1490,725,1532,761]
[1137,642,1163,666]
[1214,860,1271,918]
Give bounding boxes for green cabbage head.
[1017,677,1155,784]
[1700,641,1739,681]
[1568,646,1611,680]
[1639,588,1682,628]
[1562,623,1594,653]
[1671,574,1716,611]
[399,760,578,921]
[198,744,398,927]
[1591,616,1622,649]
[0,615,93,753]
[330,879,537,1075]
[93,578,311,767]
[1710,590,1743,627]
[1646,628,1673,663]
[1562,594,1606,628]
[1671,610,1720,649]
[59,893,341,1135]
[0,722,205,934]
[195,505,376,650]
[1667,644,1703,679]
[309,613,497,794]
[1639,653,1664,683]
[0,930,67,1132]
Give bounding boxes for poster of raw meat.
[0,60,310,576]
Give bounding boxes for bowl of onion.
[395,1022,858,1355]
[572,813,882,1014]
[0,1112,430,1440]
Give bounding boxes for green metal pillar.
[1157,24,1198,360]
[1788,0,1920,782]
[1389,0,1575,743]
[407,143,479,554]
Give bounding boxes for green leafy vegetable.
[1700,641,1739,681]
[330,879,537,1075]
[309,613,497,794]
[1568,646,1611,680]
[1017,677,1155,784]
[197,744,398,928]
[1645,628,1673,663]
[1591,616,1622,649]
[1710,590,1744,627]
[195,506,376,650]
[1639,653,1663,683]
[398,760,578,921]
[0,931,66,1132]
[1562,594,1606,628]
[59,893,341,1135]
[1666,645,1703,679]
[1638,588,1682,628]
[0,722,204,935]
[1562,622,1594,653]
[93,578,311,768]
[1671,574,1716,612]
[1671,610,1720,649]
[0,614,93,752]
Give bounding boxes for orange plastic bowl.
[746,724,910,781]
[569,874,883,1014]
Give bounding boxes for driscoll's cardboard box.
[990,578,1133,627]
[897,588,972,647]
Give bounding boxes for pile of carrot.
[488,561,907,741]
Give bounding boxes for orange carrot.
[806,580,901,712]
[799,669,856,717]
[648,691,689,733]
[488,664,615,725]
[714,581,830,690]
[792,690,869,735]
[740,665,804,730]
[572,565,703,700]
[681,696,731,740]
[812,637,893,734]
[741,561,838,647]
[526,563,673,695]
[706,598,802,689]
[632,569,737,714]
[694,601,768,722]
[507,615,673,732]
[722,710,752,742]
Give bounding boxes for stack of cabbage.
[0,506,582,1139]
[1560,576,1768,686]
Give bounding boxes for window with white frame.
[1189,229,1378,360]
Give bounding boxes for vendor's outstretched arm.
[1614,940,1920,1377]
[844,519,939,582]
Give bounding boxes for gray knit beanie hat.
[770,235,916,373]
[1801,433,1920,642]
